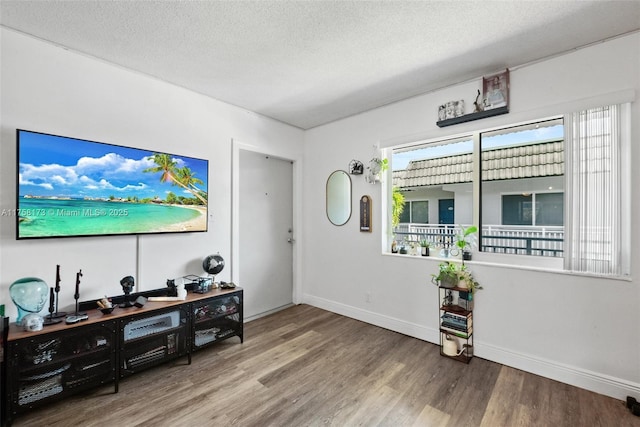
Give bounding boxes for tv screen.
[16,129,208,239]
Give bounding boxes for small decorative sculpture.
[52,264,67,318]
[349,159,363,175]
[43,287,62,326]
[9,277,48,325]
[473,89,484,112]
[120,276,135,308]
[71,269,87,316]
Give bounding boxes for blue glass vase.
[9,277,48,325]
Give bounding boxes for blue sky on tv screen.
[18,131,208,200]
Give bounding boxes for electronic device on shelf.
[65,314,89,324]
[125,346,167,369]
[123,311,180,341]
[16,129,209,240]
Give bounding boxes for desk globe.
[203,253,225,276]
[10,277,48,325]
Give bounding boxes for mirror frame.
[326,170,352,226]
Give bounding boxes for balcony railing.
[393,223,564,257]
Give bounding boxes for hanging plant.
[365,158,388,184]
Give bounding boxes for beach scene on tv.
[17,131,208,239]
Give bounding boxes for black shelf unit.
[438,286,474,363]
[119,306,189,378]
[5,288,243,425]
[1,317,8,427]
[192,291,243,351]
[6,321,117,417]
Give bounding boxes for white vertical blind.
[564,104,626,276]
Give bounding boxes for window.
[502,194,532,225]
[480,118,564,258]
[399,200,429,224]
[535,193,563,226]
[392,137,472,247]
[389,104,629,277]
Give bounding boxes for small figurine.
[349,159,363,175]
[473,89,484,112]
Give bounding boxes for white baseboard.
[245,303,295,323]
[302,293,640,401]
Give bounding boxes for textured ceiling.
[1,1,639,129]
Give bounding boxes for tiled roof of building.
[392,140,563,189]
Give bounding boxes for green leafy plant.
[392,187,405,228]
[458,268,483,294]
[419,239,430,248]
[366,157,389,184]
[431,261,459,288]
[431,261,483,293]
[455,225,477,251]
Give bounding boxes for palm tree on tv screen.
[143,153,207,205]
[176,166,205,192]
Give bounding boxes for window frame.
[386,111,627,275]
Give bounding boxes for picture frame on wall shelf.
[438,100,465,121]
[483,69,509,110]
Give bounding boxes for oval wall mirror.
[326,170,352,226]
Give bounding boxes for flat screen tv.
[16,129,208,239]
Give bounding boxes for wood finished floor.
[12,304,635,427]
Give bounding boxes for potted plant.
[455,225,478,261]
[457,267,482,293]
[432,261,483,293]
[419,239,430,256]
[431,261,459,288]
[366,157,388,183]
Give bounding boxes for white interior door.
[238,150,294,319]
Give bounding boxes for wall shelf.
[436,106,509,128]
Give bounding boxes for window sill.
[382,251,632,282]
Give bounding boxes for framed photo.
[483,69,509,110]
[438,100,465,122]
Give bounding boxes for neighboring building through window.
[392,120,564,257]
[480,119,564,257]
[390,106,630,276]
[501,193,563,226]
[399,200,429,224]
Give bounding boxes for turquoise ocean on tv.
[18,198,203,238]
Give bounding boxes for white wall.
[302,33,640,400]
[0,29,303,316]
